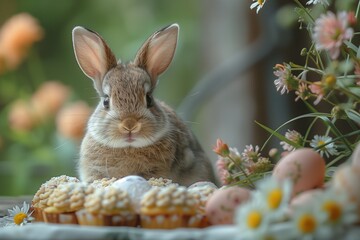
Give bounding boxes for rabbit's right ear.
[72,26,117,96]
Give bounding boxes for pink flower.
[308,81,325,105]
[213,139,230,157]
[313,11,354,59]
[273,64,298,95]
[216,158,230,185]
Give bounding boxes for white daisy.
[306,0,329,6]
[253,177,293,220]
[2,202,34,226]
[310,135,338,158]
[250,0,266,14]
[288,205,330,239]
[317,189,358,232]
[235,198,273,239]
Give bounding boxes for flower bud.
[213,139,230,157]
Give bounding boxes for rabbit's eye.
[146,94,154,108]
[103,95,110,109]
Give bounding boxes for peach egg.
[205,186,251,225]
[331,164,360,215]
[272,148,326,197]
[290,189,324,209]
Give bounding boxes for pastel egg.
[290,189,324,209]
[331,164,360,213]
[188,181,218,190]
[272,148,325,197]
[111,175,151,212]
[351,143,360,167]
[205,186,251,225]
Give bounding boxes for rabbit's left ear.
[134,24,179,84]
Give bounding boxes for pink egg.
[351,143,360,167]
[331,164,360,216]
[205,186,251,225]
[290,189,324,209]
[272,148,325,197]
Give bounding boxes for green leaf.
[255,121,303,150]
[344,40,358,53]
[345,109,360,125]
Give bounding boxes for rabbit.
[72,23,218,186]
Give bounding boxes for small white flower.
[310,135,338,158]
[280,130,304,152]
[235,198,272,239]
[253,177,293,220]
[2,202,34,227]
[317,189,358,231]
[242,145,261,162]
[250,0,266,14]
[306,0,329,6]
[288,205,330,239]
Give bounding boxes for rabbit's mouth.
[125,133,135,143]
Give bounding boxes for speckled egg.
[331,164,360,213]
[111,175,151,212]
[351,143,360,167]
[272,148,325,197]
[205,186,251,225]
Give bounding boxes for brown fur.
[73,24,218,186]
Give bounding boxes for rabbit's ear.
[72,26,117,96]
[134,24,179,84]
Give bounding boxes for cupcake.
[188,183,217,227]
[76,186,137,227]
[148,177,179,188]
[31,175,79,222]
[86,177,118,194]
[140,185,201,229]
[43,182,87,224]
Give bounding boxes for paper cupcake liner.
[31,207,44,222]
[76,210,138,227]
[43,211,78,225]
[140,213,202,229]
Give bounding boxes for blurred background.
[0,0,356,195]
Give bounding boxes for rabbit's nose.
[120,118,141,133]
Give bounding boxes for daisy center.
[257,0,264,5]
[13,212,27,225]
[247,211,262,229]
[267,188,282,209]
[323,201,342,222]
[298,214,316,233]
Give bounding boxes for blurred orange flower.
[56,101,91,141]
[8,100,36,131]
[0,13,44,71]
[31,81,70,120]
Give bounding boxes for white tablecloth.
[0,223,240,240]
[1,223,360,240]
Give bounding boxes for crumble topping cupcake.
[76,186,137,226]
[86,177,118,194]
[148,177,179,187]
[31,175,79,222]
[43,182,87,224]
[188,184,217,227]
[140,185,200,229]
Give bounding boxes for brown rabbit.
[72,24,217,186]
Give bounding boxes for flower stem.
[227,155,256,189]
